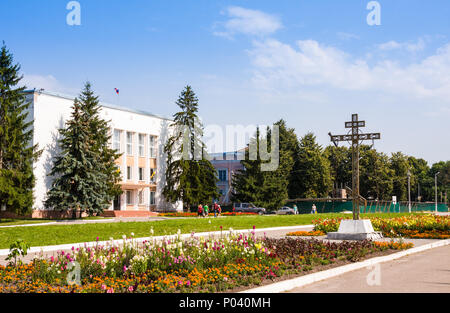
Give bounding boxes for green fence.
[284,200,449,214]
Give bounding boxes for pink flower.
[101,284,107,290]
[107,288,114,293]
[128,286,134,292]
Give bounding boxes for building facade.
[24,89,182,216]
[210,151,245,204]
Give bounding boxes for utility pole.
[407,169,411,213]
[435,172,440,213]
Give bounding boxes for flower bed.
[0,230,412,293]
[158,212,258,217]
[285,230,325,237]
[313,214,450,239]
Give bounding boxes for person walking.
[311,204,317,214]
[293,204,298,215]
[213,201,219,218]
[218,205,222,216]
[204,204,209,217]
[198,204,203,218]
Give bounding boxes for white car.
[276,206,295,215]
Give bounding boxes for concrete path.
[287,244,450,293]
[0,216,169,228]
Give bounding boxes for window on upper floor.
[126,132,133,155]
[218,169,227,182]
[113,129,121,152]
[138,134,145,157]
[149,135,157,158]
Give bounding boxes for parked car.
[233,203,266,215]
[275,206,295,215]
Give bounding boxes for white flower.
[131,232,135,237]
[122,234,127,239]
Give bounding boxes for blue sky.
[1,0,449,164]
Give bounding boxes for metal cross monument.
[329,114,381,220]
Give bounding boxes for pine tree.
[0,43,41,216]
[163,86,219,211]
[45,83,121,217]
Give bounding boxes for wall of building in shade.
[210,151,245,204]
[23,90,182,215]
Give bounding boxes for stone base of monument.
[326,219,383,241]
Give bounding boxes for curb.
[0,224,314,256]
[240,238,450,293]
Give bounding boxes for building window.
[113,129,121,152]
[138,134,145,157]
[126,132,133,155]
[218,169,227,182]
[127,166,132,180]
[138,190,144,205]
[149,135,157,158]
[126,190,133,205]
[150,168,156,183]
[138,167,144,181]
[150,191,156,205]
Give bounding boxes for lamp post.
[407,169,411,213]
[435,172,440,213]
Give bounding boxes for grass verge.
[0,213,417,249]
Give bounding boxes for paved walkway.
[0,217,169,228]
[287,244,450,293]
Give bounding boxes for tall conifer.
[0,43,41,216]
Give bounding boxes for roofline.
[23,89,174,122]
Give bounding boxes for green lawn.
[0,216,112,227]
[0,213,417,249]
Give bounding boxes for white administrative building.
[24,89,182,217]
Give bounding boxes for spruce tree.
[163,85,219,211]
[45,83,121,217]
[0,43,41,216]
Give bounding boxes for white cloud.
[337,32,360,41]
[213,6,282,39]
[21,74,77,95]
[377,38,426,52]
[248,38,450,103]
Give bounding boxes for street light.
[435,172,440,213]
[407,169,411,213]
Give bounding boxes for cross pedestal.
[327,219,383,240]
